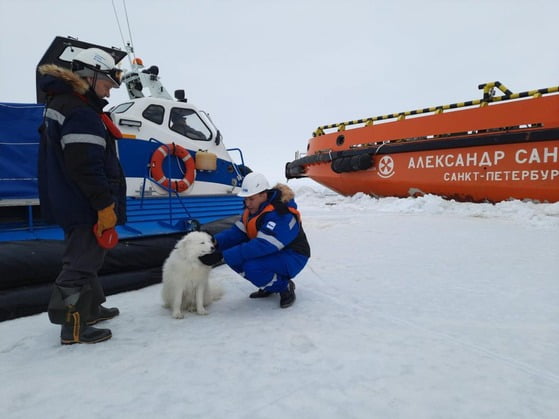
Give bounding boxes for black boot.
[279,280,296,308]
[87,305,120,326]
[249,289,273,298]
[61,307,112,345]
[48,284,112,345]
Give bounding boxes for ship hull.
[286,86,559,203]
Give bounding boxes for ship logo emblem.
[377,155,395,178]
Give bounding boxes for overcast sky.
[1,0,558,183]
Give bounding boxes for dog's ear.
[199,229,212,238]
[199,229,216,245]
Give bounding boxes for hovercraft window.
[111,102,134,114]
[142,105,165,125]
[169,108,211,141]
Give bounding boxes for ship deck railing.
[313,81,559,137]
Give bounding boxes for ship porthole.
[336,135,345,146]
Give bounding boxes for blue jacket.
[215,184,310,269]
[37,64,126,231]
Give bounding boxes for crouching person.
[38,48,126,344]
[199,173,310,308]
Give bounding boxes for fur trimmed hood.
[273,183,295,203]
[38,64,89,95]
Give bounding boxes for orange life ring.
[149,143,196,192]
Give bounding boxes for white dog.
[161,231,222,319]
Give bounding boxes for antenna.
[123,0,135,55]
[112,0,135,67]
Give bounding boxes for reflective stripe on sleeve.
[61,133,106,150]
[235,220,247,233]
[256,231,284,250]
[45,108,65,125]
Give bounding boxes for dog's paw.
[196,308,209,315]
[172,311,185,319]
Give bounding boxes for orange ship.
[285,82,559,203]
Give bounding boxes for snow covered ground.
[1,185,558,419]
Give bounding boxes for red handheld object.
[93,224,119,249]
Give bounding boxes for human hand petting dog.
[198,249,223,266]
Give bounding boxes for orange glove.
[96,203,117,236]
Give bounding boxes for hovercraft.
[0,36,250,321]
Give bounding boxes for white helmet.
[72,48,122,87]
[237,172,270,197]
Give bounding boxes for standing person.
[38,48,127,344]
[199,173,310,308]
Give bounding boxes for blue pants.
[228,250,308,293]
